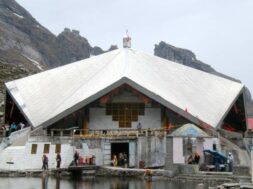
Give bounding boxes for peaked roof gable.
[170,123,209,137]
[5,48,244,128]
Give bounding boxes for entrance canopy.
[5,48,244,129]
[170,124,209,138]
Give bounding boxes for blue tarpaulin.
[203,149,227,164]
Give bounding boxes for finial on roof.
[123,30,131,48]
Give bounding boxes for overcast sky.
[16,0,253,94]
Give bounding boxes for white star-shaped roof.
[5,48,244,128]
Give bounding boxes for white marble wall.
[0,142,74,170]
[173,137,185,164]
[89,108,161,130]
[203,138,215,150]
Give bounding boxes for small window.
[213,143,217,151]
[31,144,37,154]
[43,144,50,154]
[55,144,61,153]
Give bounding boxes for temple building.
[0,37,249,170]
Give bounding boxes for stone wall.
[137,136,166,167]
[95,166,164,177]
[233,165,250,176]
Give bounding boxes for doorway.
[111,142,129,166]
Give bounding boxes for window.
[31,144,37,154]
[106,103,145,128]
[55,144,61,153]
[43,144,50,154]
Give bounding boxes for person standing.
[5,123,10,137]
[73,151,79,166]
[119,153,124,167]
[193,152,200,164]
[137,122,142,130]
[227,152,234,172]
[187,154,193,164]
[1,125,6,137]
[19,122,25,130]
[10,122,17,132]
[123,152,128,168]
[56,153,61,169]
[144,169,152,182]
[42,154,49,170]
[112,154,118,167]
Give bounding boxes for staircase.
[0,127,31,151]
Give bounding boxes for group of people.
[42,151,96,171]
[1,121,26,137]
[42,153,62,170]
[73,150,96,166]
[112,152,128,167]
[187,152,200,164]
[188,151,234,172]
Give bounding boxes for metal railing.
[36,128,167,139]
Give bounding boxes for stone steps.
[174,173,251,183]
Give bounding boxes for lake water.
[0,177,212,189]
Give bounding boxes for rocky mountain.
[154,41,253,117]
[0,0,116,105]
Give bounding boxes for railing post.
[43,130,47,136]
[51,130,54,137]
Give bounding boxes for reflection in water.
[56,178,60,189]
[72,179,77,189]
[42,173,48,189]
[110,178,129,189]
[143,180,151,189]
[0,176,209,189]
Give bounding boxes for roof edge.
[216,85,245,129]
[4,82,34,127]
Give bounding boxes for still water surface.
[0,177,211,189]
